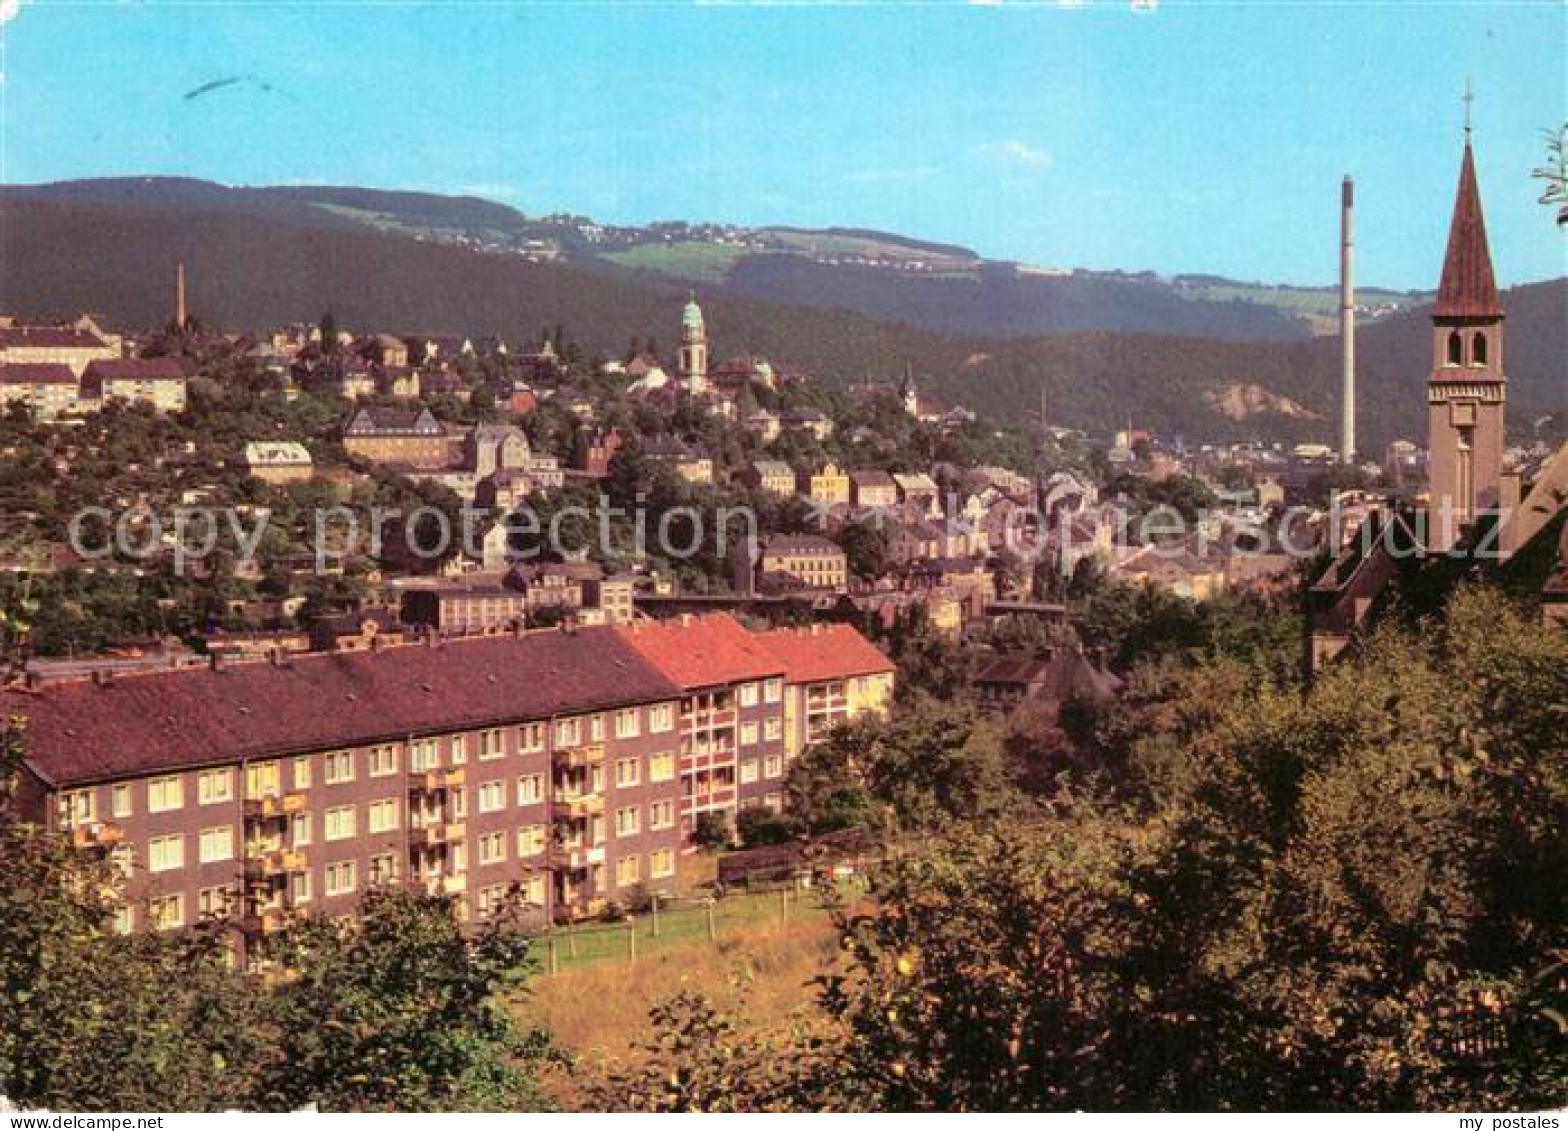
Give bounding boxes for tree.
[786,696,1023,835]
[816,585,1567,1111]
[262,886,554,1111]
[0,723,271,1111]
[1532,123,1568,226]
[820,812,1138,1110]
[837,518,890,582]
[585,990,865,1111]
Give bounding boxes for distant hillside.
[3,177,1429,342]
[0,191,1560,449]
[722,254,1315,342]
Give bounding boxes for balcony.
[552,843,606,871]
[244,907,289,935]
[408,821,467,847]
[553,743,606,769]
[243,793,307,821]
[70,821,125,849]
[555,793,604,819]
[244,849,308,879]
[409,767,466,793]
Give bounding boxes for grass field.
[601,241,748,283]
[517,886,850,1107]
[530,885,831,974]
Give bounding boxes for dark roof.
[641,436,706,460]
[84,358,185,381]
[0,325,108,349]
[974,650,1123,701]
[0,363,77,386]
[1434,142,1503,319]
[343,406,443,435]
[7,626,682,787]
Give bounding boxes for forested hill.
[0,193,1561,448]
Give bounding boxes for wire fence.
[532,879,864,975]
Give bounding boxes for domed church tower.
[678,294,709,395]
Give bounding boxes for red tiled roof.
[0,363,77,386]
[1434,142,1503,319]
[84,357,185,381]
[6,626,682,788]
[615,613,785,689]
[752,624,893,683]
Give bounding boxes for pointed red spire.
[1434,142,1503,318]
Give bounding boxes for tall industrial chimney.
[1339,176,1356,465]
[176,261,187,331]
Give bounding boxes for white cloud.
[0,0,24,26]
[846,165,940,184]
[972,139,1052,172]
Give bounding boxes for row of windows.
[59,713,692,824]
[127,839,683,933]
[738,755,786,785]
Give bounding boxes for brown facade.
[9,616,894,962]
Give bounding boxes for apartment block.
[753,624,896,758]
[6,627,686,963]
[615,614,790,831]
[6,615,895,963]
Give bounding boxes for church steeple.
[1426,120,1507,551]
[1433,141,1503,321]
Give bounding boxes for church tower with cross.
[1426,90,1507,551]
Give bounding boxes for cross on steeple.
[1463,78,1474,139]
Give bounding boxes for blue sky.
[2,1,1564,288]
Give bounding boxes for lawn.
[515,885,854,1107]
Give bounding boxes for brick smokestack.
[1339,176,1356,465]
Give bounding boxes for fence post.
[706,899,717,943]
[778,885,788,925]
[651,894,660,938]
[628,917,638,961]
[548,935,558,975]
[568,920,577,959]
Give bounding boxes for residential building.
[973,650,1124,719]
[571,426,623,479]
[739,460,796,496]
[0,362,79,419]
[892,472,941,517]
[616,614,788,832]
[752,624,895,759]
[757,534,849,592]
[851,470,899,509]
[583,574,637,626]
[743,408,781,443]
[3,627,690,961]
[783,407,834,441]
[242,441,314,485]
[0,317,120,376]
[342,406,462,469]
[81,358,188,412]
[400,585,528,634]
[641,437,714,485]
[805,462,852,506]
